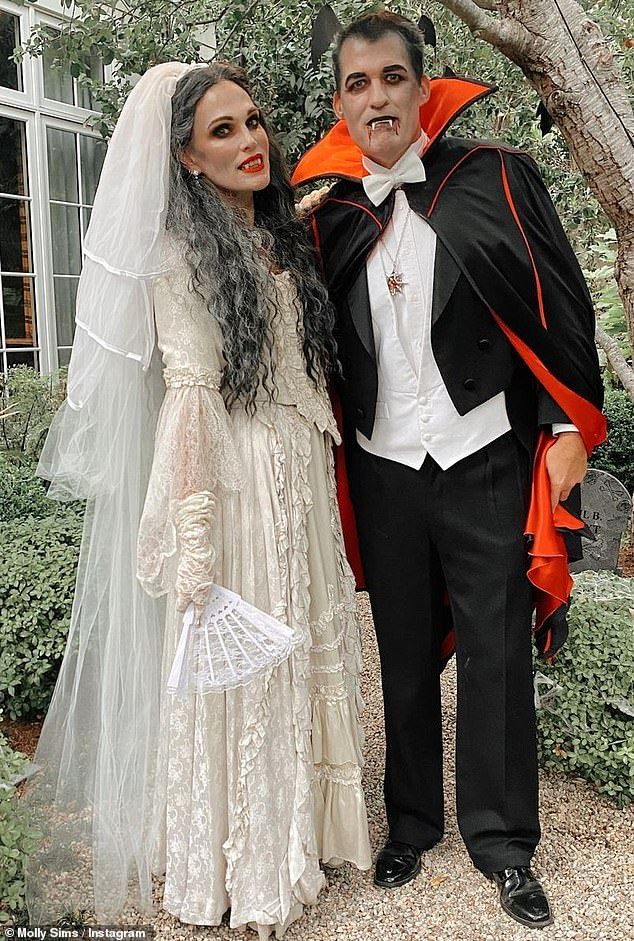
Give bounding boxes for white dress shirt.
[356,139,576,469]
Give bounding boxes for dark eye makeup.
[212,112,261,138]
[346,72,405,92]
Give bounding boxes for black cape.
[292,77,606,659]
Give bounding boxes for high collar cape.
[293,77,607,662]
[292,75,495,187]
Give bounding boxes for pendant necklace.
[380,199,410,296]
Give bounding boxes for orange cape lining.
[292,76,495,186]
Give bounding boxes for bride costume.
[24,62,371,935]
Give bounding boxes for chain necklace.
[379,198,410,296]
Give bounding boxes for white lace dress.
[136,247,371,936]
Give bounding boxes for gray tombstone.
[570,469,632,573]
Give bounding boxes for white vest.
[356,188,511,471]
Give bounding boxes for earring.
[189,169,201,178]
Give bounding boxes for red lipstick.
[238,153,265,173]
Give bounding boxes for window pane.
[57,347,72,367]
[0,12,22,92]
[0,198,33,273]
[50,205,81,275]
[42,31,73,105]
[54,277,79,347]
[7,349,38,369]
[47,127,79,202]
[82,207,92,236]
[0,117,28,196]
[2,275,36,346]
[80,136,106,204]
[77,53,105,110]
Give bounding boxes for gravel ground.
[146,592,634,941]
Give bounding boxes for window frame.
[0,0,109,375]
[0,105,46,374]
[0,0,32,105]
[35,10,108,120]
[43,114,106,366]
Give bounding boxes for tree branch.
[215,0,262,55]
[436,0,498,38]
[596,325,634,400]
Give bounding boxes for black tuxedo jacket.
[337,234,568,457]
[303,136,603,447]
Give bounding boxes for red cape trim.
[427,144,495,216]
[498,154,547,328]
[291,77,495,186]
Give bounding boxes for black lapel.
[338,193,461,352]
[403,176,462,325]
[314,186,391,303]
[346,266,375,359]
[431,239,462,325]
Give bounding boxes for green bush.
[590,387,634,494]
[0,366,66,466]
[0,712,41,924]
[0,721,29,790]
[0,458,56,523]
[536,570,634,807]
[0,511,83,720]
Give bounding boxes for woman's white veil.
[24,61,198,922]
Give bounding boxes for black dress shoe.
[374,840,422,888]
[487,867,553,928]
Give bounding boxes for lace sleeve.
[136,372,243,604]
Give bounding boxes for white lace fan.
[167,584,301,694]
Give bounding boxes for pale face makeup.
[180,80,270,216]
[333,33,430,169]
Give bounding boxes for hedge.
[536,570,634,807]
[0,511,83,720]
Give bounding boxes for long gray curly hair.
[168,62,338,412]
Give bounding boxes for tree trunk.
[435,0,634,397]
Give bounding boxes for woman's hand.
[174,491,216,614]
[296,184,332,217]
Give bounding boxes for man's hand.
[545,432,588,511]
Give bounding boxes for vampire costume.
[292,76,606,876]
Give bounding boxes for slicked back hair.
[332,10,425,90]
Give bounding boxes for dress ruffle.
[313,767,370,870]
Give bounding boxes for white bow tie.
[362,149,427,206]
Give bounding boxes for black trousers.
[346,430,540,872]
